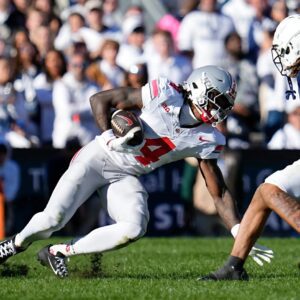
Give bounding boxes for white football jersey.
[97,77,225,175]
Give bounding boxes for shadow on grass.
[0,263,29,277]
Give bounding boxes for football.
[111,110,144,146]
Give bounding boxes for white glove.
[231,223,274,266]
[249,244,274,266]
[102,129,142,154]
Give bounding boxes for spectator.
[146,29,192,83]
[12,29,30,51]
[0,141,20,235]
[256,20,286,143]
[53,52,100,148]
[221,0,255,52]
[96,39,125,88]
[102,0,122,29]
[86,5,122,44]
[268,102,300,149]
[1,0,26,36]
[247,0,272,63]
[155,14,181,51]
[0,56,32,148]
[33,49,66,146]
[25,8,48,41]
[117,6,146,71]
[221,31,259,149]
[270,0,288,23]
[54,12,103,55]
[30,25,54,61]
[178,0,235,68]
[32,0,55,17]
[14,41,41,139]
[60,0,89,21]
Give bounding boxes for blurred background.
[0,0,299,238]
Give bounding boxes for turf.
[0,237,299,300]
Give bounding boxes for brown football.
[111,110,144,146]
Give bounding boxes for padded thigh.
[102,176,149,225]
[265,159,300,199]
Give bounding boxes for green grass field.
[0,237,299,300]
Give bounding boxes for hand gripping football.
[111,110,144,146]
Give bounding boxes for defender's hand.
[249,244,274,266]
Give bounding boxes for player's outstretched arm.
[198,159,274,267]
[89,87,143,132]
[198,158,240,230]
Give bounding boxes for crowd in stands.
[0,0,300,150]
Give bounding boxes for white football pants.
[17,139,149,254]
[265,159,300,199]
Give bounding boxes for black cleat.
[0,236,24,264]
[37,245,68,278]
[199,265,249,281]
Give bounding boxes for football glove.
[231,223,274,266]
[249,244,274,266]
[102,129,142,154]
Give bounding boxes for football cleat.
[0,236,24,264]
[199,265,249,281]
[37,245,68,278]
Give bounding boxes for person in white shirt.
[256,20,286,143]
[97,39,125,88]
[178,0,235,68]
[0,65,272,278]
[0,57,32,148]
[268,102,300,149]
[54,12,103,54]
[86,5,122,45]
[146,29,192,84]
[116,10,146,71]
[33,49,67,146]
[53,52,100,148]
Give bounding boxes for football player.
[0,65,272,278]
[202,14,300,281]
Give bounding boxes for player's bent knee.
[121,222,147,243]
[42,211,68,232]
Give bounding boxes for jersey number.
[135,137,176,166]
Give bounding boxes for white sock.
[49,242,76,257]
[14,234,23,248]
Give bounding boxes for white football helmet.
[272,14,300,78]
[183,65,237,127]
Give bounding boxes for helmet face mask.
[184,65,236,127]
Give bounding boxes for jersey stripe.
[150,79,159,99]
